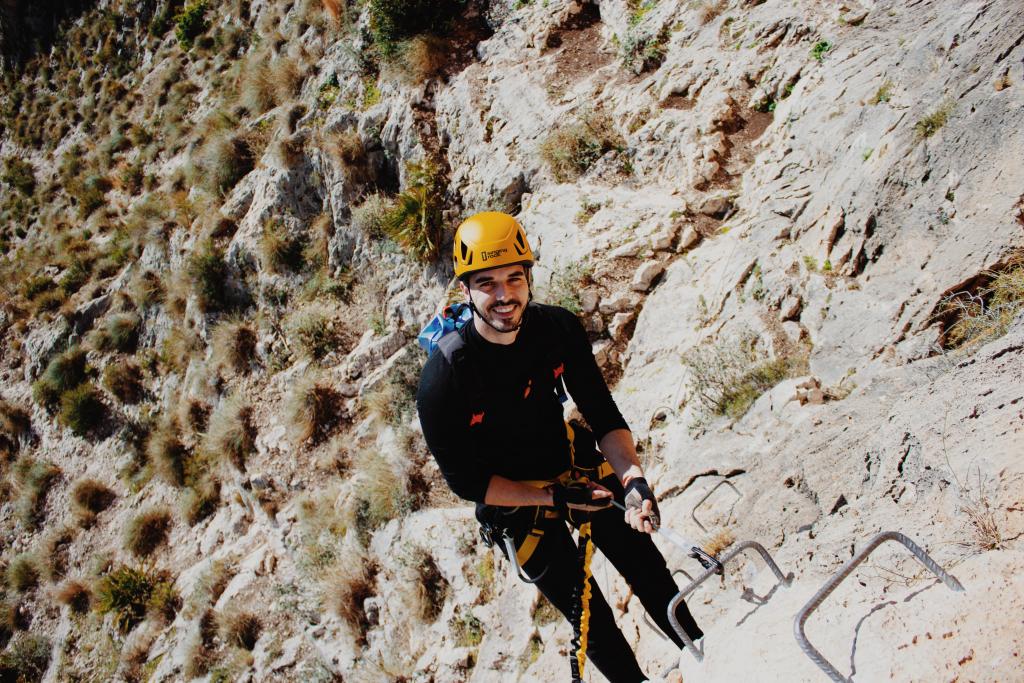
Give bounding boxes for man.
[416,211,702,682]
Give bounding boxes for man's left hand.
[624,477,660,533]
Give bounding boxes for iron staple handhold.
[793,531,965,682]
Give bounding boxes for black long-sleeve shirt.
[416,303,629,503]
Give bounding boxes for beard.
[480,298,525,332]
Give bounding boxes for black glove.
[550,481,612,515]
[624,477,660,529]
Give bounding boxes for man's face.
[461,265,530,333]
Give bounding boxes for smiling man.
[416,211,702,683]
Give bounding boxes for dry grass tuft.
[407,546,449,622]
[124,507,173,558]
[942,254,1024,350]
[71,478,116,519]
[219,609,262,650]
[55,579,92,614]
[205,394,256,471]
[103,359,145,403]
[539,110,625,183]
[701,528,736,557]
[287,374,344,446]
[350,449,412,546]
[6,554,41,593]
[326,557,379,647]
[146,418,188,486]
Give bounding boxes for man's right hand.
[550,481,613,514]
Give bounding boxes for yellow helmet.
[453,211,534,279]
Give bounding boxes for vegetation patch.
[683,335,809,424]
[543,260,594,315]
[261,221,306,274]
[351,450,412,546]
[367,0,464,57]
[58,382,106,436]
[327,557,379,647]
[187,241,230,312]
[287,375,344,445]
[96,565,173,633]
[175,1,209,50]
[382,162,446,262]
[102,359,145,403]
[32,347,88,409]
[13,457,61,527]
[540,111,625,183]
[205,394,256,471]
[0,634,51,682]
[6,553,41,593]
[90,314,141,353]
[915,100,953,139]
[124,507,173,558]
[942,254,1024,349]
[219,609,262,650]
[71,477,116,519]
[56,579,93,614]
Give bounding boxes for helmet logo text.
[481,248,508,261]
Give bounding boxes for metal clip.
[669,540,794,662]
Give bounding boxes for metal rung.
[643,568,697,639]
[668,540,793,661]
[691,478,743,533]
[793,531,965,682]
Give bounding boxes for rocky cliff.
[0,0,1021,681]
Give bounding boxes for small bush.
[943,255,1024,349]
[103,359,145,403]
[129,270,164,308]
[211,319,257,374]
[915,100,953,139]
[408,546,449,622]
[185,560,234,618]
[187,241,229,312]
[40,526,76,582]
[181,478,220,525]
[351,450,411,545]
[219,609,261,650]
[6,554,41,593]
[205,395,255,471]
[382,162,445,261]
[0,634,51,682]
[451,607,483,648]
[0,400,31,449]
[260,221,305,273]
[351,193,393,239]
[95,565,163,633]
[32,347,88,408]
[146,578,180,623]
[539,111,625,183]
[71,478,116,517]
[363,352,422,426]
[810,40,832,62]
[90,314,141,353]
[288,305,340,361]
[327,558,378,647]
[543,260,594,315]
[388,35,448,83]
[58,382,106,436]
[869,79,894,105]
[175,1,209,50]
[368,0,462,56]
[195,133,256,195]
[22,275,56,301]
[14,457,61,527]
[288,376,344,446]
[160,328,203,374]
[55,579,93,614]
[2,157,36,195]
[124,507,173,558]
[147,419,188,487]
[683,336,808,423]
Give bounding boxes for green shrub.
[260,221,305,273]
[539,111,625,183]
[175,1,208,50]
[382,162,445,261]
[124,507,173,558]
[102,359,145,403]
[0,634,51,681]
[869,79,894,105]
[58,383,106,436]
[71,174,110,218]
[32,347,88,408]
[451,607,483,647]
[6,553,41,593]
[90,314,141,353]
[2,157,36,195]
[543,260,594,315]
[682,337,808,422]
[95,565,168,633]
[58,257,92,296]
[915,100,953,139]
[810,40,832,61]
[368,0,464,57]
[22,275,56,300]
[187,241,229,312]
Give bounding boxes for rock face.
[1,0,1022,682]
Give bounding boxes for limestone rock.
[599,292,638,315]
[608,311,636,341]
[580,289,600,314]
[630,260,665,292]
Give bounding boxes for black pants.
[517,504,704,683]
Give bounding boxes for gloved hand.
[624,477,660,531]
[550,480,613,515]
